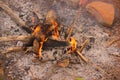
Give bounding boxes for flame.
[52,27,60,40]
[33,25,41,34]
[32,24,45,39]
[32,25,45,58]
[68,37,77,52]
[46,19,58,33]
[50,19,60,40]
[38,41,43,57]
[51,19,58,27]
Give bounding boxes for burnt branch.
[65,8,82,40]
[0,46,24,54]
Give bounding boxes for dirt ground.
[0,0,120,80]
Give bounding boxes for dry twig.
[66,0,87,40]
[76,50,88,63]
[0,35,31,42]
[66,8,82,40]
[75,39,89,63]
[79,38,89,52]
[0,47,24,54]
[107,38,120,47]
[0,1,30,32]
[0,1,26,27]
[0,46,33,54]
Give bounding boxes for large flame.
[32,17,60,58]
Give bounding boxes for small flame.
[46,19,58,32]
[68,37,77,52]
[51,19,58,27]
[32,25,41,38]
[50,19,60,40]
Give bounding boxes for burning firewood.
[0,6,69,59]
[28,10,61,58]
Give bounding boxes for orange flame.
[50,19,60,40]
[32,25,42,38]
[68,37,77,52]
[32,25,45,58]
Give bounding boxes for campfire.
[29,11,62,58]
[0,1,89,67]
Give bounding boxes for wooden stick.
[79,38,89,52]
[76,50,88,63]
[66,8,82,40]
[0,1,26,27]
[75,39,89,63]
[33,11,43,19]
[0,35,31,42]
[106,38,120,48]
[0,47,24,54]
[0,1,29,29]
[0,46,33,54]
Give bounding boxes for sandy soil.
[0,0,120,80]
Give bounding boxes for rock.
[86,1,115,26]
